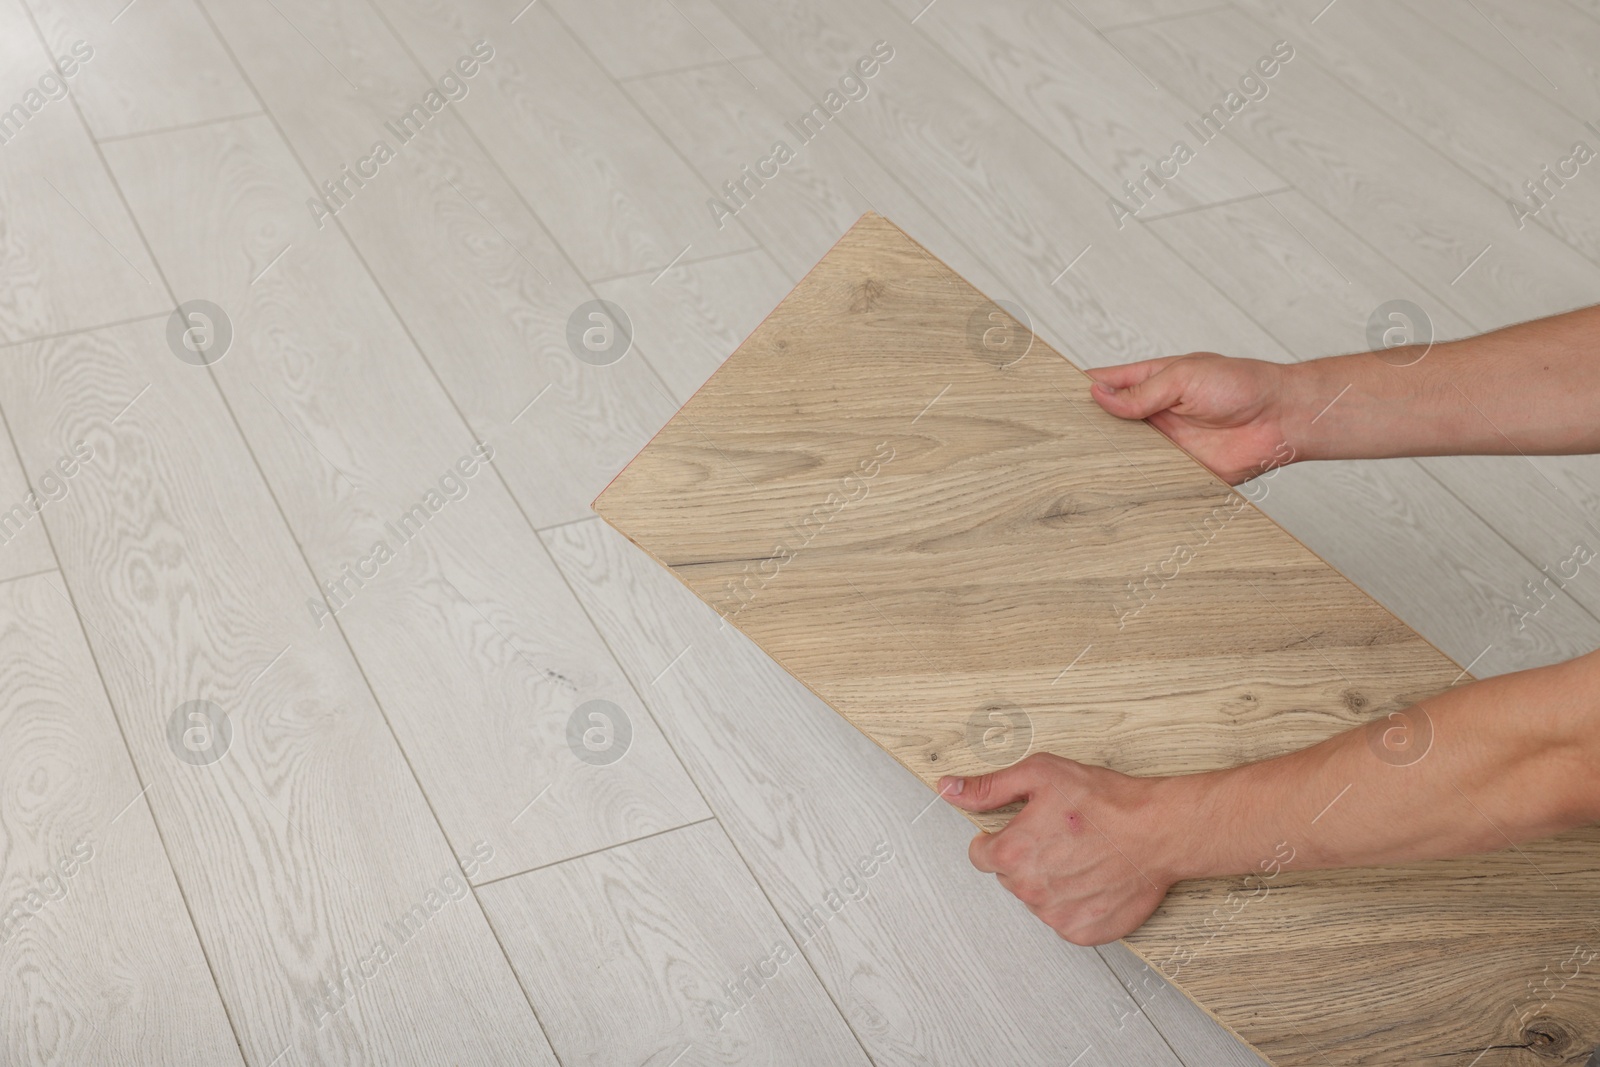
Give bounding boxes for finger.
[1083,356,1178,391]
[938,759,1048,814]
[1090,361,1191,421]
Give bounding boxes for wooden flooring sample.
[593,213,1600,1067]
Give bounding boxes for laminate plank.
[1233,0,1600,268]
[706,0,1286,367]
[547,0,762,79]
[1402,0,1600,109]
[1148,190,1600,672]
[478,819,868,1067]
[545,515,1190,1067]
[1098,943,1269,1067]
[590,213,1600,1067]
[0,317,556,1065]
[620,55,1005,292]
[22,0,255,140]
[593,249,793,403]
[367,0,757,280]
[0,424,59,584]
[1068,0,1226,31]
[1108,7,1600,323]
[880,0,1286,216]
[196,0,681,529]
[0,0,167,343]
[102,115,709,876]
[0,572,239,1066]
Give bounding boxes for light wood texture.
[593,212,1600,1066]
[478,819,869,1066]
[1106,6,1600,324]
[0,573,240,1065]
[544,514,1191,1066]
[369,0,757,281]
[0,317,557,1065]
[593,248,793,402]
[880,0,1286,215]
[0,0,166,344]
[0,428,58,584]
[103,100,708,879]
[21,0,256,140]
[1148,190,1600,674]
[547,0,761,79]
[193,0,680,529]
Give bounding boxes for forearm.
[1157,649,1600,882]
[1285,304,1600,462]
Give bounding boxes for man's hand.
[939,753,1179,946]
[1086,353,1296,484]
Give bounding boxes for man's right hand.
[1085,353,1299,484]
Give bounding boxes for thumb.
[938,760,1043,813]
[1090,363,1189,421]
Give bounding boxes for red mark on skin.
[1065,811,1083,833]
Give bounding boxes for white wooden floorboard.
[194,0,711,528]
[1107,7,1600,324]
[546,0,763,80]
[881,0,1287,216]
[1234,0,1600,270]
[545,516,1189,1067]
[0,0,167,345]
[592,248,794,403]
[102,114,711,877]
[21,0,256,140]
[619,54,1007,294]
[0,425,59,585]
[0,317,556,1066]
[0,572,240,1065]
[478,819,871,1067]
[369,0,760,281]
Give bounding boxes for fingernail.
[939,776,963,797]
[1094,381,1117,394]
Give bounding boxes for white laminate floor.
[3,0,1599,1064]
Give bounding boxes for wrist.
[1145,770,1244,884]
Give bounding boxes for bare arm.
[940,649,1600,946]
[1082,303,1600,481]
[945,306,1600,946]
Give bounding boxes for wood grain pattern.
[193,0,682,529]
[593,248,793,402]
[369,0,757,280]
[0,0,167,344]
[1233,0,1600,269]
[544,514,1190,1066]
[21,0,256,140]
[880,0,1286,215]
[546,0,761,79]
[101,114,710,877]
[0,573,240,1065]
[0,317,556,1065]
[1148,190,1600,674]
[1107,6,1600,324]
[592,213,1600,1067]
[478,819,869,1067]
